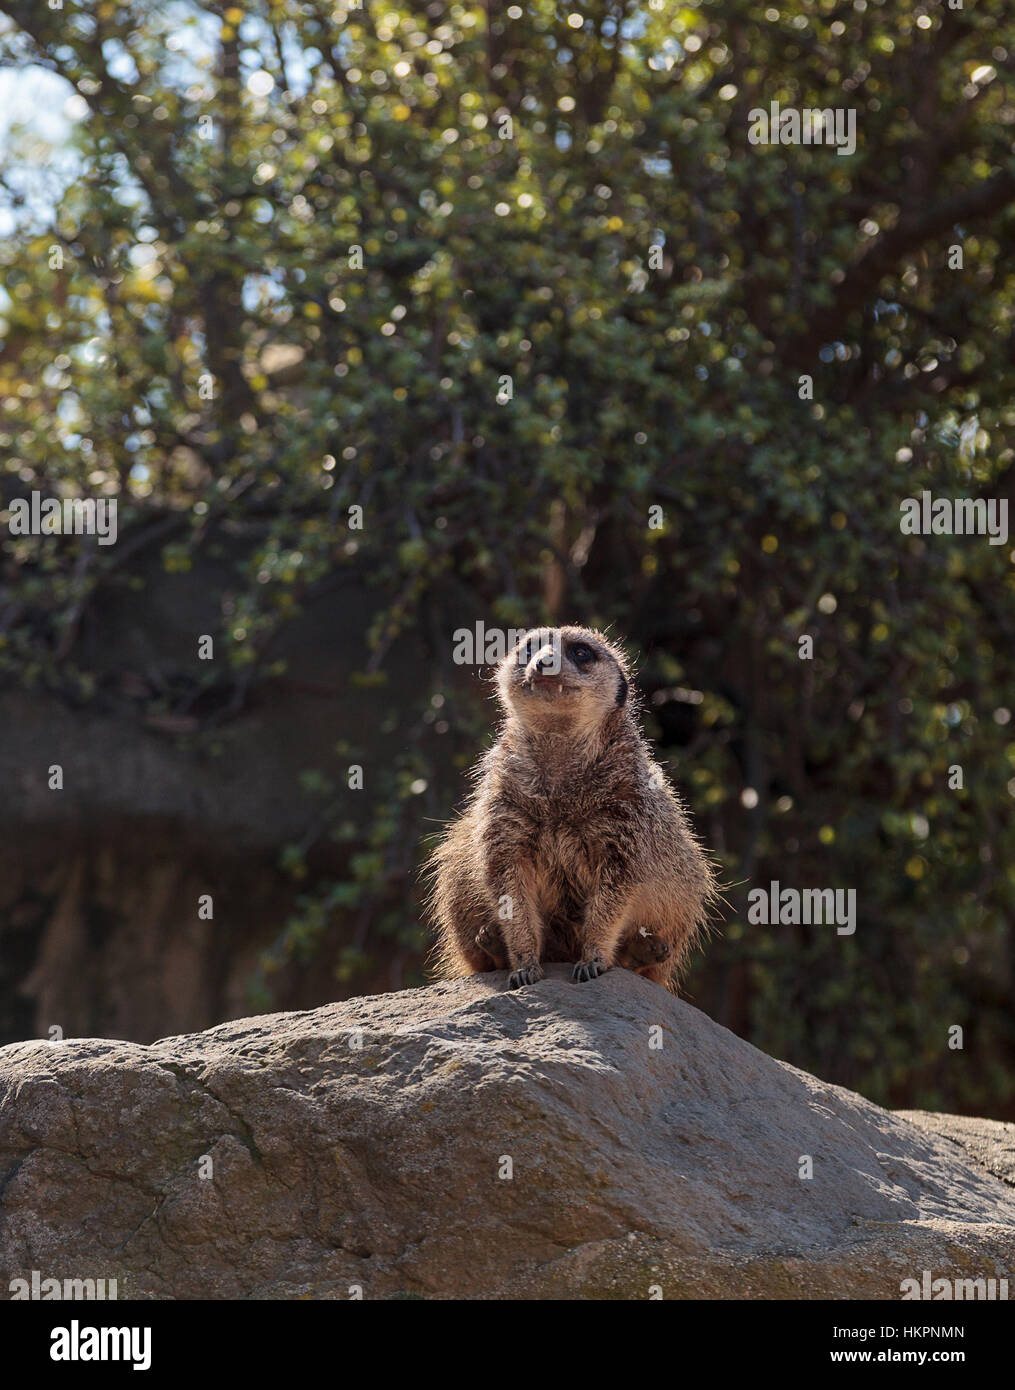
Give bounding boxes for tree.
[2,0,1014,1114]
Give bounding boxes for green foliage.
[2,0,1014,1113]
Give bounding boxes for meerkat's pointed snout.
[522,636,564,690]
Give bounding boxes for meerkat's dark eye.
[568,642,596,667]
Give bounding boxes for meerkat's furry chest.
[499,781,633,899]
[504,792,628,961]
[489,737,646,901]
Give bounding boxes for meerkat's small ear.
[616,672,628,706]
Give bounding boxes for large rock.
[1,966,1012,1299]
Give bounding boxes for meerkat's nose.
[531,642,561,675]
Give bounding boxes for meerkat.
[427,625,716,990]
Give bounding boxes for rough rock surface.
[897,1111,1015,1189]
[1,965,1012,1299]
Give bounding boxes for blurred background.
[0,0,1013,1118]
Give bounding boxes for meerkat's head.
[496,625,631,734]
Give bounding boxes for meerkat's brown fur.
[425,625,717,990]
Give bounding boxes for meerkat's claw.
[572,960,606,983]
[507,963,544,989]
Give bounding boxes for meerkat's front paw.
[571,955,608,983]
[507,960,544,989]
